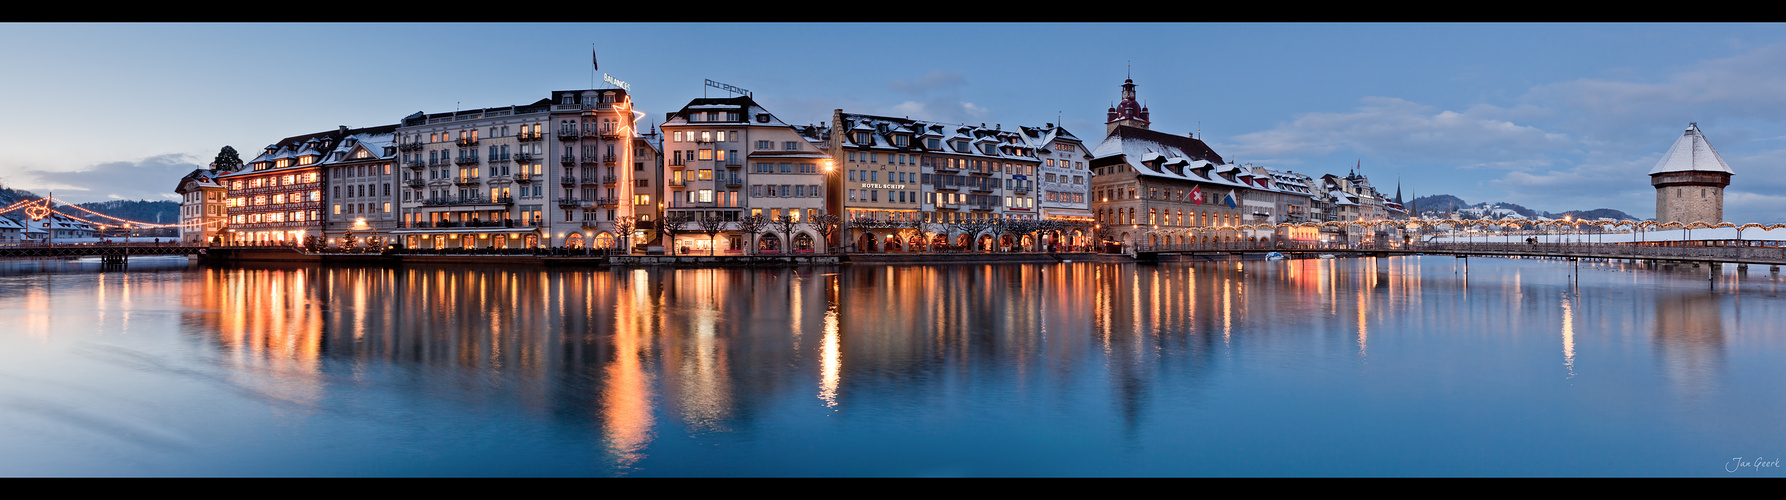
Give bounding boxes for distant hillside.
[0,184,41,206]
[75,199,180,226]
[1410,194,1468,214]
[1411,194,1638,221]
[1558,208,1641,221]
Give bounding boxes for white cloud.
[1724,191,1786,224]
[21,153,197,204]
[1222,97,1574,169]
[1525,44,1786,144]
[880,70,989,124]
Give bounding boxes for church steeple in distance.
[1106,72,1151,135]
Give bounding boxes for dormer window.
[855,132,870,144]
[895,135,908,147]
[726,112,740,122]
[927,138,940,149]
[756,114,770,123]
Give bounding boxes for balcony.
[970,203,995,211]
[422,196,508,207]
[556,198,581,208]
[669,159,686,168]
[488,153,510,163]
[454,176,480,187]
[429,159,452,168]
[559,176,576,186]
[398,142,424,152]
[724,160,741,168]
[560,155,576,165]
[1013,185,1030,195]
[513,152,535,163]
[602,175,618,186]
[969,184,993,193]
[516,132,543,142]
[580,155,600,165]
[933,181,959,191]
[603,155,618,165]
[405,179,425,189]
[597,198,619,207]
[405,161,426,170]
[513,172,534,184]
[454,155,480,166]
[600,127,619,140]
[723,178,743,188]
[557,128,579,140]
[456,137,479,147]
[668,178,688,188]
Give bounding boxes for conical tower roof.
[1649,123,1733,176]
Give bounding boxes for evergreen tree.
[212,146,244,172]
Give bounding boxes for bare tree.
[660,211,693,255]
[807,213,841,254]
[735,213,767,255]
[773,215,801,253]
[697,213,729,256]
[613,215,637,254]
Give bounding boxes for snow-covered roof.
[836,112,1043,163]
[1649,123,1733,176]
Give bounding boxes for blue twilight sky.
[5,23,1786,222]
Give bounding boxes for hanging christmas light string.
[51,200,180,228]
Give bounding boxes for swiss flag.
[1190,185,1204,205]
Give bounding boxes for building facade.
[174,167,228,244]
[391,88,644,251]
[661,96,831,254]
[828,111,1047,252]
[394,99,551,250]
[220,128,346,246]
[1024,123,1095,231]
[550,88,650,251]
[321,125,399,248]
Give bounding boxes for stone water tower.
[1650,123,1732,224]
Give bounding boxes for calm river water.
[1,256,1783,476]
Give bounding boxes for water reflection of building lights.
[819,299,841,409]
[1356,287,1368,358]
[1561,294,1576,378]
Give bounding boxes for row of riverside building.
[174,76,1406,253]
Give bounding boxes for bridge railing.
[1421,243,1786,261]
[1131,241,1786,263]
